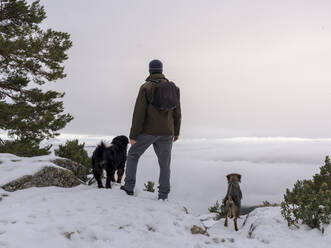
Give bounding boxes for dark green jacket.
[129,73,181,140]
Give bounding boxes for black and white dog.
[91,135,129,188]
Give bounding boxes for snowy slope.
[0,185,205,248]
[204,207,331,248]
[0,184,330,248]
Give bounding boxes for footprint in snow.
[0,241,9,247]
[100,209,109,214]
[173,221,181,227]
[28,214,37,219]
[145,207,156,212]
[0,194,8,202]
[0,220,9,225]
[176,217,184,222]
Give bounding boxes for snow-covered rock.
[0,154,86,192]
[51,158,89,182]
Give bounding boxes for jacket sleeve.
[129,85,148,140]
[173,88,182,136]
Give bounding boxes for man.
[121,59,181,200]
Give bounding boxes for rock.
[2,166,81,192]
[51,158,89,182]
[146,224,156,232]
[190,225,209,236]
[63,231,75,240]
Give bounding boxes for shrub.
[208,200,225,220]
[260,201,279,207]
[54,139,91,169]
[281,156,331,233]
[0,139,51,157]
[209,200,280,219]
[143,181,155,192]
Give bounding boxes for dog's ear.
[226,173,242,182]
[121,135,129,144]
[119,135,129,145]
[232,173,241,182]
[112,135,129,146]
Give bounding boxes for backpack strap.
[143,81,155,104]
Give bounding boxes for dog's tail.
[228,196,235,219]
[90,141,107,185]
[94,141,106,157]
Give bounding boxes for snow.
[0,185,202,248]
[0,185,329,248]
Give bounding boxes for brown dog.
[224,173,242,231]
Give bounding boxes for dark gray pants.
[124,134,173,199]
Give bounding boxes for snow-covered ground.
[0,185,330,248]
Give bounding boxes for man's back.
[129,73,181,140]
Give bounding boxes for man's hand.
[173,136,179,142]
[130,139,136,145]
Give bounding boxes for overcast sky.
[40,0,331,138]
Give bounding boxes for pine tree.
[54,139,91,169]
[0,0,73,155]
[281,156,331,233]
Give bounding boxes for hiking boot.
[158,195,168,201]
[120,186,134,196]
